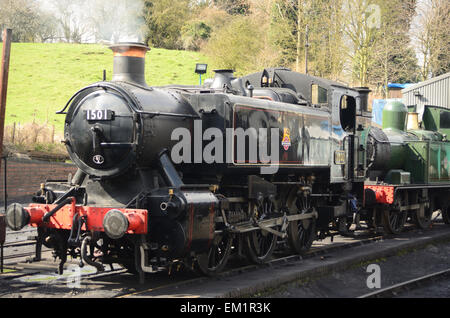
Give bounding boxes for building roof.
[388,83,415,89]
[402,72,450,93]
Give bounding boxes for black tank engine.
[5,43,448,280]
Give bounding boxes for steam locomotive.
[5,43,450,281]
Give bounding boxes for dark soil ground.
[261,240,450,298]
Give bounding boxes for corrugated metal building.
[402,72,450,118]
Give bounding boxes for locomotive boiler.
[4,43,449,281]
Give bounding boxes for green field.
[1,43,212,133]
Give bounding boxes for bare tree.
[412,0,449,80]
[50,0,91,43]
[0,0,54,42]
[34,11,59,43]
[367,0,419,96]
[343,0,384,86]
[306,0,346,80]
[266,0,347,80]
[268,0,314,72]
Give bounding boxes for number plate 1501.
[86,109,114,121]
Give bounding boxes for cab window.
[340,95,356,132]
[440,111,450,129]
[312,84,328,105]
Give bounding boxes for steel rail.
[116,231,388,298]
[359,268,450,298]
[116,224,444,298]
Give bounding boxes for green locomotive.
[363,101,450,233]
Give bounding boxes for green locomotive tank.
[365,101,450,184]
[407,106,450,184]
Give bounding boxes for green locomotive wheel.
[382,207,407,234]
[412,204,433,230]
[382,191,408,234]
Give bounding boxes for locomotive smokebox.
[109,42,150,86]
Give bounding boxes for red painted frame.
[364,185,395,205]
[25,199,148,235]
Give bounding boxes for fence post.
[0,29,12,180]
[0,214,5,273]
[3,157,6,212]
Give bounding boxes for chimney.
[210,69,235,89]
[355,87,372,113]
[109,42,150,86]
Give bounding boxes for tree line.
[179,0,448,90]
[0,0,146,43]
[0,0,448,91]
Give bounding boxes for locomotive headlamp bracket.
[195,64,208,85]
[195,64,208,75]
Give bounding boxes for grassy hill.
[1,43,212,133]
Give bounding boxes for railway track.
[0,224,387,296]
[114,224,432,298]
[0,253,128,291]
[1,222,449,298]
[359,268,450,298]
[1,227,45,265]
[2,241,41,261]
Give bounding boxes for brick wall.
[0,158,77,206]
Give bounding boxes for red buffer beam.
[6,199,148,238]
